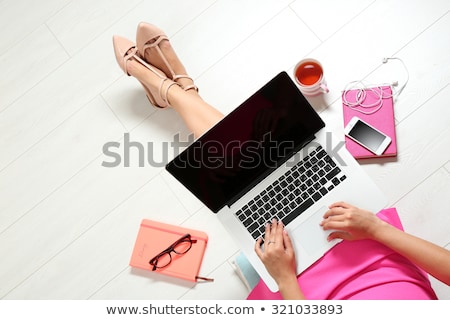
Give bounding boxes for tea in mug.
[295,61,323,86]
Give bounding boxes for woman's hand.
[322,202,450,285]
[255,219,296,283]
[320,201,386,241]
[255,219,304,299]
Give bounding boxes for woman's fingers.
[274,219,284,246]
[282,228,294,251]
[327,231,352,241]
[255,237,264,258]
[263,221,272,243]
[328,201,351,209]
[257,219,286,252]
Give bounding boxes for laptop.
[166,71,387,292]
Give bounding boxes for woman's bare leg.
[168,88,224,138]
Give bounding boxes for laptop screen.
[166,72,325,213]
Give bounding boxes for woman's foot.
[127,58,181,108]
[136,22,198,93]
[113,35,179,108]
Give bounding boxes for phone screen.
[347,120,387,151]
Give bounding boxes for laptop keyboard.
[234,145,347,240]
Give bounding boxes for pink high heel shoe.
[136,22,198,92]
[112,35,179,108]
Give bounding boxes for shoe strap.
[133,54,166,80]
[142,35,198,91]
[182,84,198,92]
[122,46,167,82]
[173,74,199,92]
[142,35,176,79]
[159,79,180,106]
[122,47,139,76]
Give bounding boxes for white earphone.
[342,57,409,115]
[381,56,409,95]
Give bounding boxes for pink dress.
[247,208,438,300]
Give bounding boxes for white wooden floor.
[0,0,449,300]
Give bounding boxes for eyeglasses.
[149,233,196,271]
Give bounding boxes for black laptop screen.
[166,72,325,213]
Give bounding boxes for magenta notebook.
[342,86,397,159]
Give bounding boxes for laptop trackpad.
[292,206,332,255]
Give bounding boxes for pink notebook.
[129,219,211,282]
[342,86,397,159]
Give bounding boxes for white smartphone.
[344,116,392,155]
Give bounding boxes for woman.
[252,202,450,299]
[113,22,450,300]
